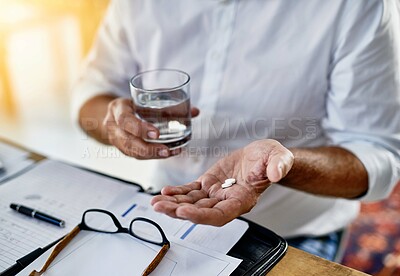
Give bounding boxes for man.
[74,0,400,261]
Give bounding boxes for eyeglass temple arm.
[141,243,170,276]
[30,225,81,276]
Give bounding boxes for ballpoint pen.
[10,203,65,228]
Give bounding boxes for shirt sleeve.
[71,0,138,122]
[322,0,400,202]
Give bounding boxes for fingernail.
[159,149,169,157]
[278,162,284,179]
[147,131,157,139]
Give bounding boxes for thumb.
[266,151,294,183]
[191,107,200,118]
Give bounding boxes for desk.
[1,138,369,276]
[269,247,368,276]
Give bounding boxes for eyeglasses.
[30,209,170,276]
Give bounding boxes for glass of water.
[130,69,192,150]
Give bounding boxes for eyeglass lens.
[130,220,164,244]
[83,210,119,233]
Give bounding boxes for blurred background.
[0,0,106,119]
[0,1,399,275]
[0,0,155,190]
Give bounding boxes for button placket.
[197,0,237,115]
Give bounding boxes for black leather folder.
[229,217,287,275]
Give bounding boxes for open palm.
[151,140,294,226]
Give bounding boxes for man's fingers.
[150,195,177,205]
[108,127,171,159]
[193,198,220,208]
[175,205,224,226]
[191,107,200,118]
[161,182,202,196]
[141,121,160,140]
[152,197,218,216]
[106,99,199,159]
[175,198,243,226]
[171,189,209,204]
[110,99,159,139]
[152,201,180,218]
[125,119,160,140]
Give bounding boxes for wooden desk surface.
[269,247,369,276]
[2,138,369,276]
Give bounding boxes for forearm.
[279,146,368,199]
[78,94,117,144]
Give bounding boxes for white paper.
[114,192,249,254]
[0,160,139,270]
[1,159,245,275]
[20,231,241,276]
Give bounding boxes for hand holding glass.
[30,209,170,276]
[130,69,192,150]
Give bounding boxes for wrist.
[79,94,117,144]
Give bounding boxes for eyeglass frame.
[30,208,170,276]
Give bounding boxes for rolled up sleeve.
[323,0,400,202]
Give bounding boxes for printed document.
[21,231,241,276]
[0,160,140,270]
[114,192,249,254]
[0,160,247,275]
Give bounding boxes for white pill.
[224,178,236,185]
[168,120,187,132]
[222,182,233,189]
[222,178,236,189]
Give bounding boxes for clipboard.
[0,138,287,276]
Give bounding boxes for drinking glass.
[130,69,191,150]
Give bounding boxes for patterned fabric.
[287,231,342,261]
[341,183,400,275]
